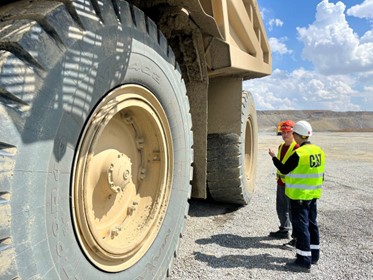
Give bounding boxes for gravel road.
[169,132,373,280]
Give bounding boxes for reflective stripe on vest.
[276,141,297,182]
[285,144,325,200]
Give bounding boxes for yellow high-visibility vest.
[285,144,325,200]
[276,141,297,183]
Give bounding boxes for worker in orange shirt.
[268,120,299,249]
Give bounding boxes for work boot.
[268,230,289,239]
[285,260,311,273]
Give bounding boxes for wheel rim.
[71,84,173,272]
[244,115,255,193]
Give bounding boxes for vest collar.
[300,141,311,147]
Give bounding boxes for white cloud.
[243,68,372,111]
[269,37,292,54]
[361,30,373,43]
[259,7,270,21]
[269,18,284,31]
[346,0,373,19]
[296,0,373,75]
[251,0,373,111]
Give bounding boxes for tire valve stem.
[110,226,121,239]
[152,151,160,161]
[128,201,138,215]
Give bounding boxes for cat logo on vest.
[310,154,322,168]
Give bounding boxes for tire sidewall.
[241,91,258,199]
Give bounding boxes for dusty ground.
[169,132,373,279]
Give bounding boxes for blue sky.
[243,0,373,111]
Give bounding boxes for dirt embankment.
[257,110,373,133]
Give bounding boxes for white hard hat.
[293,120,313,137]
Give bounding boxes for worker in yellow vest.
[268,120,325,272]
[269,120,299,244]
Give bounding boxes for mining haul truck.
[0,0,271,279]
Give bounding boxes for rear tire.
[207,91,258,205]
[0,1,192,279]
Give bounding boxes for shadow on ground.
[196,234,283,250]
[194,251,291,271]
[187,197,242,217]
[193,234,293,272]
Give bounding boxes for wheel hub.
[107,153,132,193]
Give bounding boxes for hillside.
[257,110,373,133]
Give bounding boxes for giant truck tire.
[0,1,193,279]
[207,91,258,205]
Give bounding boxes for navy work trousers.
[276,184,291,232]
[290,198,320,266]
